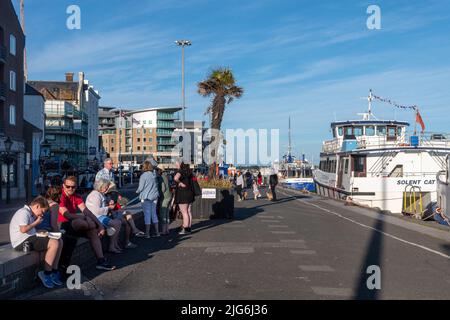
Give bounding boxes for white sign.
[202,188,216,199]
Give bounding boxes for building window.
[9,71,16,91]
[149,129,153,133]
[148,120,152,124]
[143,129,146,134]
[143,146,146,151]
[137,129,140,134]
[143,138,146,142]
[111,147,114,152]
[111,139,114,144]
[137,146,141,151]
[10,34,16,56]
[143,120,146,124]
[137,138,140,142]
[1,161,17,187]
[149,138,153,142]
[9,105,16,125]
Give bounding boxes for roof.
[25,83,45,99]
[331,120,410,127]
[27,81,83,101]
[120,106,182,115]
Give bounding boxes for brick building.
[0,0,26,201]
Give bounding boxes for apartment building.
[99,106,182,169]
[28,72,100,172]
[0,0,26,200]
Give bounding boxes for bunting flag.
[372,94,418,111]
[132,117,140,125]
[416,110,425,132]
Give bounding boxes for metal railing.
[322,132,450,153]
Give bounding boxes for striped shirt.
[95,168,114,182]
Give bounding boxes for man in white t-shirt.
[9,196,63,289]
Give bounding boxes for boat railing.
[361,171,439,178]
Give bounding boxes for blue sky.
[16,0,450,163]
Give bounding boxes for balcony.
[157,112,179,120]
[157,121,175,128]
[0,82,6,101]
[157,138,177,145]
[0,45,6,64]
[156,129,174,136]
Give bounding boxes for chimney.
[65,72,74,82]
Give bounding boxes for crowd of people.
[8,157,198,289]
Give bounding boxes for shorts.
[96,215,112,227]
[14,235,50,252]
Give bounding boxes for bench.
[0,206,143,299]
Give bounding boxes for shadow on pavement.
[353,217,384,300]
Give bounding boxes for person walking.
[136,161,160,238]
[236,171,245,201]
[269,171,279,201]
[157,168,172,235]
[252,180,261,200]
[257,172,263,186]
[174,161,195,235]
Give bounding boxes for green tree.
[198,68,243,178]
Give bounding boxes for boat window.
[397,127,402,136]
[387,127,396,137]
[365,126,375,136]
[344,126,355,139]
[337,127,343,136]
[377,126,386,136]
[344,159,349,174]
[353,156,366,177]
[354,126,363,137]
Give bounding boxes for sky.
[15,0,450,164]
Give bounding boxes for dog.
[266,191,273,201]
[242,191,248,200]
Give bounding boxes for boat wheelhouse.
[314,92,450,215]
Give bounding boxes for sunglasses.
[64,185,76,189]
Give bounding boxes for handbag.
[192,177,202,196]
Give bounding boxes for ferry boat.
[435,156,450,225]
[313,91,450,215]
[279,117,315,192]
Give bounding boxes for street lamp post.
[175,40,191,133]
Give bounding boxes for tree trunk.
[208,94,226,179]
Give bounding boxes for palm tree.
[198,68,243,178]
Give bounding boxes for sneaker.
[125,242,138,249]
[38,271,54,289]
[186,227,192,233]
[134,231,146,238]
[178,228,188,235]
[151,233,161,238]
[50,271,63,286]
[96,260,116,271]
[106,227,116,236]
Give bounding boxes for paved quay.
[15,188,450,300]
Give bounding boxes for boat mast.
[288,116,292,163]
[367,89,373,120]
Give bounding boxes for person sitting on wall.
[9,196,64,288]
